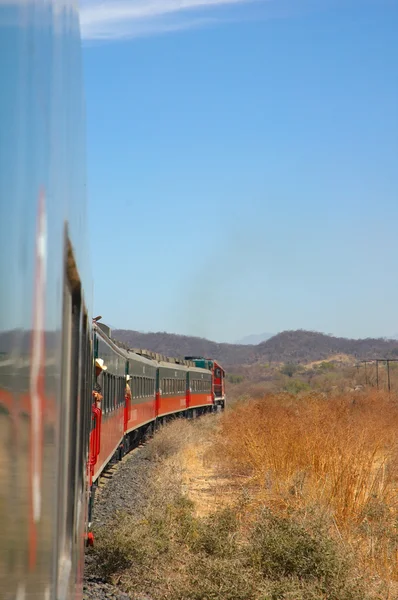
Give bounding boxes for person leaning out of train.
[125,374,132,402]
[93,358,107,409]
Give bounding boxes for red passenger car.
[157,361,188,420]
[91,324,125,484]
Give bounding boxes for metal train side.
[0,1,91,599]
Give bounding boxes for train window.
[104,374,109,413]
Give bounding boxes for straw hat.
[95,358,107,372]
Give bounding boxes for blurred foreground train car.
[0,1,92,598]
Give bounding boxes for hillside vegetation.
[91,391,398,599]
[112,328,398,366]
[226,356,398,401]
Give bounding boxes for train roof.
[95,321,202,369]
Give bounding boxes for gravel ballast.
[83,442,155,600]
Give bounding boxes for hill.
[112,329,256,365]
[112,328,398,366]
[256,330,398,364]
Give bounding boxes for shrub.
[280,363,298,377]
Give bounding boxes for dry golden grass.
[93,414,375,600]
[213,390,398,588]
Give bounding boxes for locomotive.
[0,1,225,598]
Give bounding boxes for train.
[88,321,225,535]
[0,1,226,598]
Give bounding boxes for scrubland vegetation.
[90,387,398,600]
[226,359,398,403]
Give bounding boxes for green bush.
[91,498,370,600]
[284,379,311,394]
[250,509,366,600]
[280,363,298,378]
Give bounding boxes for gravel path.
[83,443,155,600]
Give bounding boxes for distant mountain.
[235,333,274,345]
[111,328,398,367]
[256,330,398,364]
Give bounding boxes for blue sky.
[82,0,398,343]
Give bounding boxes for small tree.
[280,363,298,378]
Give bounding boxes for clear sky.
[82,0,398,343]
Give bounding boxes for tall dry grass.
[214,391,398,583]
[93,415,372,600]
